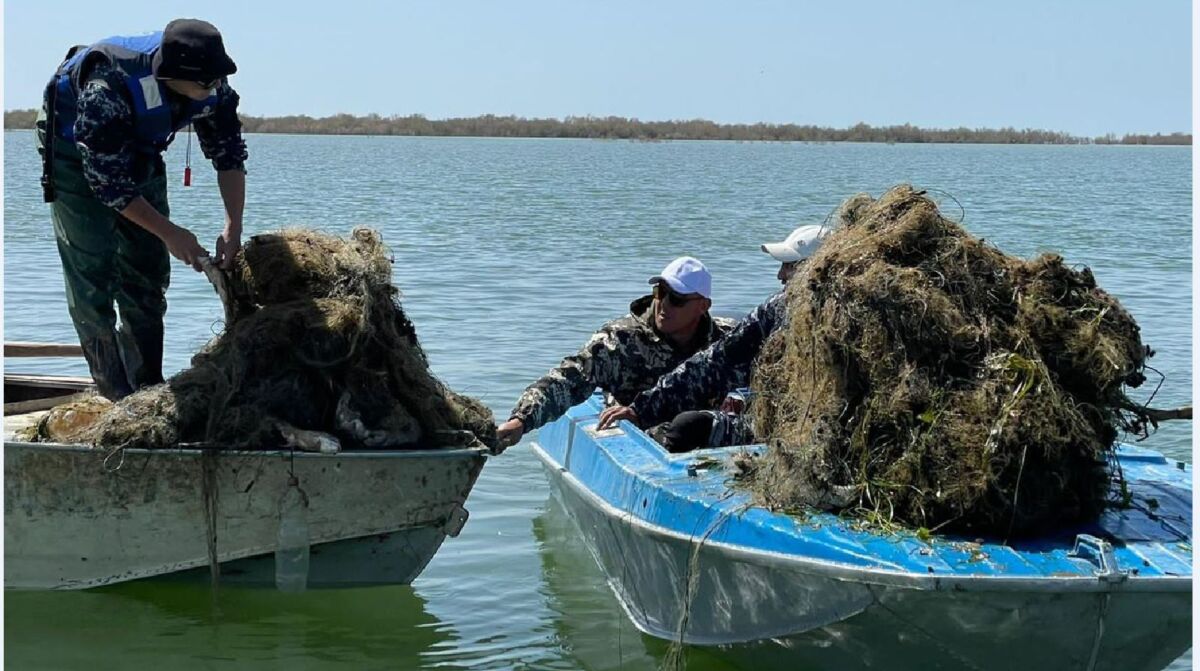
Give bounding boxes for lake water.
[3,132,1192,669]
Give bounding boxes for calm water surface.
[3,133,1192,669]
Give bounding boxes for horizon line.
[2,109,1189,144]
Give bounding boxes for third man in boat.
[596,224,833,449]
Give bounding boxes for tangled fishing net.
[745,185,1151,537]
[33,228,496,451]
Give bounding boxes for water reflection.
[533,491,742,671]
[5,581,458,670]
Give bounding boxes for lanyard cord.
[184,123,193,186]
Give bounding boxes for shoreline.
[3,110,1189,146]
[1,127,1190,147]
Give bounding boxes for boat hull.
[160,526,450,587]
[540,462,1191,671]
[5,441,485,589]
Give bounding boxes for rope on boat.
[101,404,139,472]
[662,492,742,671]
[101,445,127,472]
[605,476,647,668]
[1084,593,1110,671]
[201,449,221,594]
[198,367,237,596]
[616,481,646,608]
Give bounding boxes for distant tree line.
[1093,132,1191,146]
[5,108,36,128]
[4,108,1191,145]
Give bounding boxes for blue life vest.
[48,32,219,155]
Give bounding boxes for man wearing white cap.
[597,224,832,449]
[762,224,830,285]
[494,257,734,451]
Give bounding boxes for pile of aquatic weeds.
[746,185,1151,537]
[34,228,496,451]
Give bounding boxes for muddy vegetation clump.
[37,228,496,451]
[747,186,1150,537]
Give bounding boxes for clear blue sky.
[4,0,1191,136]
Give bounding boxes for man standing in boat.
[494,257,734,452]
[597,225,832,449]
[37,19,248,400]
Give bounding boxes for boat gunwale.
[3,439,489,461]
[531,440,1192,595]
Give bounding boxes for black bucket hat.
[151,18,237,82]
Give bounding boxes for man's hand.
[597,405,638,430]
[118,197,208,272]
[163,226,209,272]
[214,229,242,270]
[494,418,525,453]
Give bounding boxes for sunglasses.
[196,78,221,90]
[654,283,703,308]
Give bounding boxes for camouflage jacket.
[509,295,735,431]
[70,60,248,210]
[631,290,788,427]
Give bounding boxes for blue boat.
[532,393,1192,671]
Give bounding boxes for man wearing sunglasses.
[597,225,832,449]
[494,257,734,452]
[37,19,248,400]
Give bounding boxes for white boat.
[4,370,487,589]
[533,394,1193,671]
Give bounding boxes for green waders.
[38,115,172,400]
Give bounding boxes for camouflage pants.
[41,136,171,400]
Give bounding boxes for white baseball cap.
[648,256,712,298]
[761,224,832,263]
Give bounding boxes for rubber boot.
[116,320,164,391]
[80,334,134,400]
